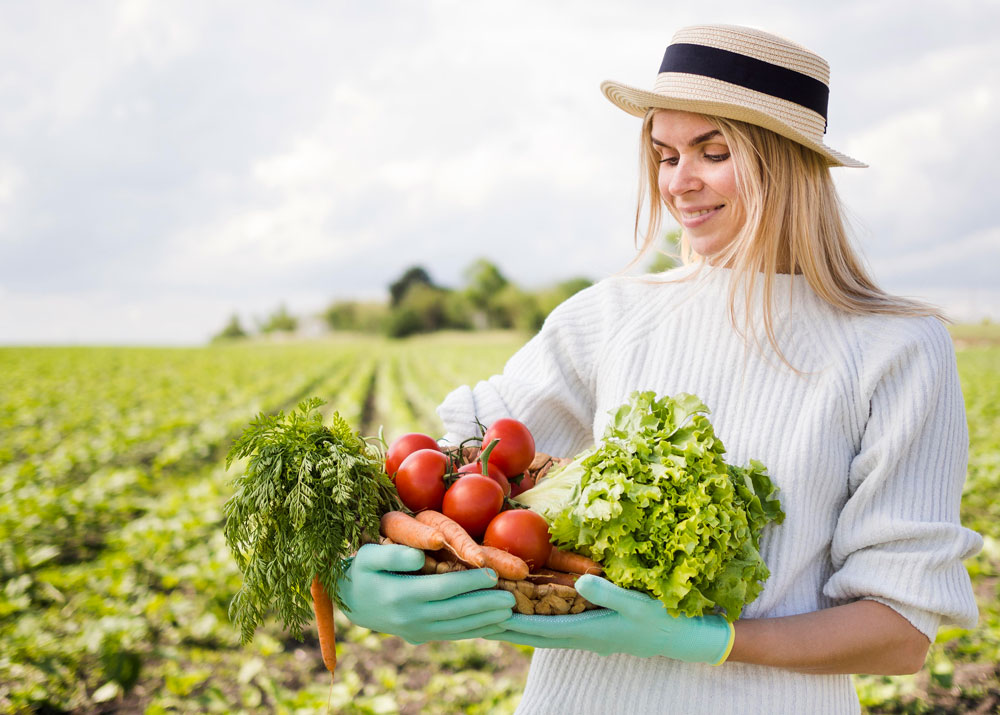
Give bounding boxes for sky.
[1,0,998,345]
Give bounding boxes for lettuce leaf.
[515,391,784,622]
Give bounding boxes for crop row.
[0,336,525,713]
[0,343,379,580]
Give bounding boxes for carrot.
[545,546,603,575]
[380,511,446,551]
[481,545,530,581]
[415,510,486,567]
[310,575,337,675]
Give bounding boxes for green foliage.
[258,304,298,334]
[327,260,594,339]
[213,313,248,342]
[385,282,472,338]
[324,300,390,333]
[463,258,510,311]
[388,265,437,307]
[519,391,783,622]
[224,398,400,641]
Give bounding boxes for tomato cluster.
[385,419,552,570]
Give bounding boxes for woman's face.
[651,110,742,260]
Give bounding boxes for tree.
[463,259,509,311]
[389,266,436,307]
[212,313,248,342]
[385,284,447,338]
[258,304,298,334]
[490,283,543,332]
[324,301,388,333]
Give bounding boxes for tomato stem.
[472,417,489,439]
[479,438,500,475]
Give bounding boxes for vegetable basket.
[379,449,602,616]
[380,536,600,616]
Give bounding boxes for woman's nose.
[666,158,701,196]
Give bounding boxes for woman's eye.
[705,152,731,162]
[658,156,678,166]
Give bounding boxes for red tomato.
[483,509,552,572]
[394,449,448,512]
[385,433,442,477]
[481,418,535,477]
[508,472,535,498]
[442,475,504,540]
[457,461,511,496]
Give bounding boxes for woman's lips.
[679,204,724,228]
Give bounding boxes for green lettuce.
[515,391,784,622]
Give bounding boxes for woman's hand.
[485,574,734,665]
[338,544,515,644]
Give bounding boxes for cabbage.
[515,391,784,622]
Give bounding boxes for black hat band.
[659,43,830,128]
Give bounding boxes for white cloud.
[2,1,1000,343]
[0,161,22,235]
[834,39,999,264]
[874,226,1000,280]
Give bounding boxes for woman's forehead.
[651,110,723,145]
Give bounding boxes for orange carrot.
[380,511,446,551]
[545,546,603,575]
[310,575,337,675]
[415,510,486,567]
[481,545,530,580]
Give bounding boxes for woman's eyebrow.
[651,130,723,149]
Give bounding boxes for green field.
[1,333,997,714]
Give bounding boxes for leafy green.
[223,397,400,643]
[516,390,784,622]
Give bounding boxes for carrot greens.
[223,397,399,644]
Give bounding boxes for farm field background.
[1,330,998,714]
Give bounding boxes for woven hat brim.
[601,78,866,168]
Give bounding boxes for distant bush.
[324,301,389,333]
[384,283,473,338]
[211,314,248,342]
[489,283,543,331]
[389,266,436,307]
[258,304,298,334]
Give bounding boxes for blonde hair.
[633,109,945,364]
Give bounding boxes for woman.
[337,24,982,714]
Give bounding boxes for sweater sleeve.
[822,318,982,640]
[436,281,621,458]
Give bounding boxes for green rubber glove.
[337,543,516,644]
[486,574,735,665]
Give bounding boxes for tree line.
[214,234,680,342]
[214,259,595,342]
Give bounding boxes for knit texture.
[437,264,982,715]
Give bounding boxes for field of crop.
[1,331,998,714]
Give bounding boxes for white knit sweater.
[436,265,982,715]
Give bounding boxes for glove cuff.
[711,620,736,666]
[666,614,735,665]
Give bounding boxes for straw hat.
[601,24,866,168]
